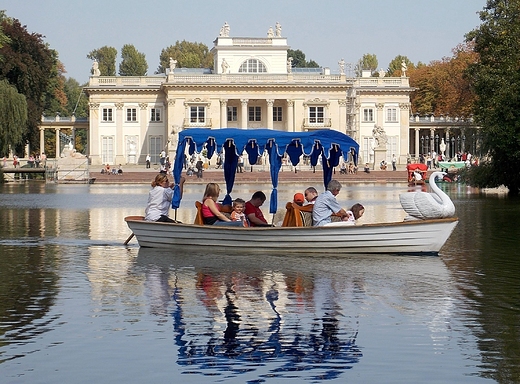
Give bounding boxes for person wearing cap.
[293,193,305,206]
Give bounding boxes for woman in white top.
[145,174,184,222]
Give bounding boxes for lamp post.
[435,134,439,153]
[420,136,425,157]
[450,136,455,159]
[425,136,430,154]
[462,135,466,153]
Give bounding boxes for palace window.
[102,108,113,122]
[273,107,282,122]
[363,108,374,122]
[150,108,161,122]
[126,108,137,122]
[309,106,324,124]
[239,59,267,73]
[248,106,261,122]
[190,106,206,123]
[386,108,398,122]
[227,106,237,122]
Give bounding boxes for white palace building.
[81,23,415,167]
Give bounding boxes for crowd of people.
[144,170,364,228]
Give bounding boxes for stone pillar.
[376,103,384,127]
[220,99,228,128]
[39,127,45,155]
[414,128,420,159]
[137,103,148,164]
[373,145,387,169]
[89,102,101,165]
[115,102,125,164]
[240,99,248,129]
[55,128,60,159]
[338,99,347,132]
[166,98,176,159]
[399,103,410,164]
[266,99,274,129]
[287,100,294,132]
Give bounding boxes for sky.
[2,0,485,83]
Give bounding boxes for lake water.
[0,181,519,383]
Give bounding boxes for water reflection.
[137,249,362,380]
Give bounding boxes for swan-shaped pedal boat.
[399,171,456,220]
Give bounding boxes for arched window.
[238,59,267,73]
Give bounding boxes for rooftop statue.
[275,22,282,37]
[92,60,100,76]
[267,26,274,37]
[219,22,230,37]
[169,57,177,72]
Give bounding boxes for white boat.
[125,215,458,255]
[125,129,458,255]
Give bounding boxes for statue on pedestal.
[221,58,229,74]
[169,57,177,72]
[338,58,346,75]
[220,22,230,37]
[287,57,293,74]
[372,125,388,148]
[267,27,274,37]
[401,60,407,77]
[92,60,100,76]
[275,22,282,37]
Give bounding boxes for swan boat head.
[399,171,456,220]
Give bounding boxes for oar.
[124,233,134,245]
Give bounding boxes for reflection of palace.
[136,255,363,380]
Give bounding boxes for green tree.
[354,53,378,76]
[466,0,520,194]
[0,15,58,155]
[64,77,88,118]
[387,55,413,77]
[119,44,148,76]
[0,79,27,156]
[157,40,213,73]
[87,46,117,76]
[287,49,319,68]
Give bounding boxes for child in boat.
[343,203,365,225]
[230,198,249,227]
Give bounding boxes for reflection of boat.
[125,215,458,255]
[125,128,458,255]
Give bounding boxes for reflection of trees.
[0,245,59,361]
[172,269,362,380]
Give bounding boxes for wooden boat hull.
[125,216,458,255]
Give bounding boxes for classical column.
[166,98,176,158]
[240,99,248,129]
[220,99,228,128]
[138,102,148,164]
[287,99,294,132]
[266,99,274,129]
[115,102,124,164]
[55,128,60,159]
[338,99,347,132]
[376,103,385,126]
[414,128,420,158]
[39,127,45,155]
[88,102,100,165]
[399,102,411,163]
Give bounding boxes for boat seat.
[282,202,314,227]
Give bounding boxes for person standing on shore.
[392,154,397,171]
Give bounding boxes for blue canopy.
[171,128,359,212]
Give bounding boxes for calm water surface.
[0,181,519,383]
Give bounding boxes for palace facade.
[83,25,415,166]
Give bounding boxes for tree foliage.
[87,46,117,76]
[157,40,213,73]
[287,49,319,68]
[409,43,477,117]
[354,53,378,76]
[387,55,413,77]
[0,15,58,155]
[0,79,27,156]
[465,0,520,194]
[119,44,148,76]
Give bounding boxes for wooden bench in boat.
[281,202,343,227]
